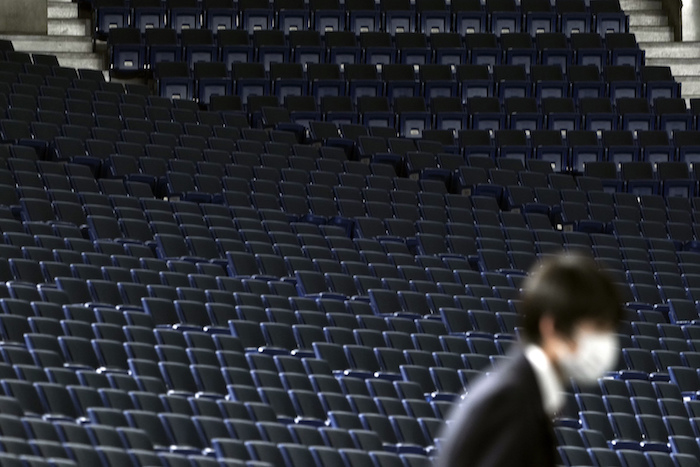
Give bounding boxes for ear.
[540,314,578,354]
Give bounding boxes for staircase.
[622,0,700,101]
[0,0,105,71]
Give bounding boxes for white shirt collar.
[524,344,565,416]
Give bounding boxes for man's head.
[520,253,624,344]
[520,253,624,383]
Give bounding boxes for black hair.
[520,253,624,344]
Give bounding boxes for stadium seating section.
[0,0,699,466]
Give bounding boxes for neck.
[538,340,566,383]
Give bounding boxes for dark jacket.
[434,351,558,467]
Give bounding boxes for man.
[435,253,624,467]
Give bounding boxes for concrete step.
[639,41,700,59]
[676,77,700,97]
[629,12,668,26]
[646,58,700,76]
[0,34,92,53]
[629,25,674,42]
[54,52,104,70]
[48,1,78,19]
[47,18,90,36]
[620,0,662,10]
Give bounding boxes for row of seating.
[6,209,700,306]
[8,181,700,247]
[8,163,697,213]
[93,0,628,38]
[6,156,700,245]
[0,388,453,436]
[5,146,700,244]
[8,102,700,156]
[4,127,700,193]
[5,194,700,295]
[1,94,697,146]
[558,443,696,466]
[0,427,441,467]
[20,129,700,191]
[0,62,118,91]
[12,101,696,178]
[3,204,700,277]
[5,91,686,121]
[106,28,642,70]
[7,93,698,137]
[152,63,672,106]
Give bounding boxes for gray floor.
[683,0,700,40]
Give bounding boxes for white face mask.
[557,331,619,385]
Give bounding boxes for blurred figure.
[435,253,624,467]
